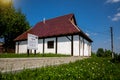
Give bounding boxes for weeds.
[1,57,120,80]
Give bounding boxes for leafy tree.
[96,48,112,57]
[0,0,30,52]
[104,49,112,57]
[96,48,105,57]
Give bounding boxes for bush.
[91,52,96,57]
[96,48,112,57]
[111,53,120,63]
[104,49,112,57]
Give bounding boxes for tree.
[104,49,112,57]
[96,48,112,57]
[96,48,105,57]
[0,0,30,52]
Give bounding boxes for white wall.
[44,38,56,54]
[73,35,80,56]
[80,37,84,56]
[90,43,91,56]
[17,41,27,54]
[84,39,89,56]
[15,35,91,56]
[37,39,43,53]
[15,39,43,54]
[88,43,91,56]
[57,36,71,55]
[15,42,18,53]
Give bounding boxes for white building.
[14,14,93,56]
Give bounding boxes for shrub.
[104,49,112,57]
[91,52,96,57]
[111,53,120,63]
[96,48,112,57]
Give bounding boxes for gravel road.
[0,57,88,73]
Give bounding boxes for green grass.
[0,57,120,80]
[0,53,70,58]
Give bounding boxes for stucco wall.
[15,42,18,53]
[15,35,91,56]
[16,41,27,54]
[84,39,88,56]
[44,38,56,54]
[57,36,71,55]
[37,39,43,53]
[83,39,91,56]
[88,43,91,56]
[80,37,84,56]
[73,35,80,56]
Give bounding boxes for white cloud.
[117,8,120,11]
[112,12,120,21]
[108,16,111,18]
[116,13,120,16]
[118,37,120,40]
[106,0,120,3]
[108,16,111,19]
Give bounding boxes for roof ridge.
[35,13,74,25]
[48,13,74,21]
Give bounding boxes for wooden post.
[27,49,29,56]
[34,50,36,55]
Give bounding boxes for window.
[47,41,54,48]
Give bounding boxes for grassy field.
[0,57,120,80]
[0,53,70,58]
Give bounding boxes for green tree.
[0,0,30,52]
[96,48,105,57]
[104,49,112,57]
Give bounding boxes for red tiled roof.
[14,13,92,42]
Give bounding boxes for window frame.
[47,41,54,49]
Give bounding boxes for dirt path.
[0,57,87,73]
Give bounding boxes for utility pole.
[110,27,114,59]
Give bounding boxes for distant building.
[14,14,93,56]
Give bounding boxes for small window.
[47,41,54,48]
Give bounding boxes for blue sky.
[13,0,120,53]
